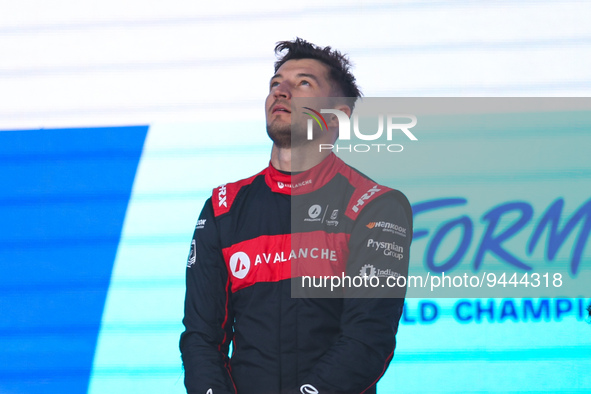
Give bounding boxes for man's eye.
[270,81,280,88]
[301,80,311,86]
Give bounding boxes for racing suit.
[180,152,412,394]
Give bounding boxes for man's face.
[265,58,335,149]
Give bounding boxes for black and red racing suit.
[180,152,412,394]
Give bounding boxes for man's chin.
[266,124,291,149]
[267,121,311,149]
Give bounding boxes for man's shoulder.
[335,159,410,221]
[211,167,267,217]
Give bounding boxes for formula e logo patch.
[229,251,250,279]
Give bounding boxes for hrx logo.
[218,184,227,207]
[303,108,417,153]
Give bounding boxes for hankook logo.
[366,221,407,237]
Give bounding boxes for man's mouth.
[272,104,291,114]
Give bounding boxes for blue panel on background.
[0,127,148,393]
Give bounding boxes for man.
[180,38,413,394]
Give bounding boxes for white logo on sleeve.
[187,239,196,268]
[326,209,339,227]
[330,209,338,220]
[206,389,213,394]
[229,252,250,279]
[195,219,207,229]
[218,184,227,207]
[352,185,381,213]
[308,204,322,219]
[304,204,324,223]
[300,384,319,394]
[360,263,377,278]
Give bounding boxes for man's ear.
[336,104,352,118]
[325,104,352,144]
[326,104,352,127]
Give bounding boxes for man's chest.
[218,186,355,292]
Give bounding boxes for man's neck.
[270,144,332,172]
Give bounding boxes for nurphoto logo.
[303,108,418,153]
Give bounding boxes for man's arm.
[180,198,236,394]
[301,191,412,393]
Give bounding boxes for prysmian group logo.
[303,107,417,153]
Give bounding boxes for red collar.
[265,153,341,195]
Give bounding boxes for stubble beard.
[266,120,308,149]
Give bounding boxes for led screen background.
[1,1,590,393]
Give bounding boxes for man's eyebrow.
[269,73,321,83]
[296,73,321,84]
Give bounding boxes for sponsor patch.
[187,239,196,267]
[360,263,400,278]
[218,184,227,207]
[300,384,319,394]
[251,248,338,266]
[326,209,339,227]
[330,209,338,220]
[304,204,323,222]
[229,251,250,279]
[278,179,312,189]
[351,185,381,213]
[366,238,405,260]
[366,221,407,237]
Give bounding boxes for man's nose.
[273,81,292,99]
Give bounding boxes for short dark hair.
[274,38,362,110]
